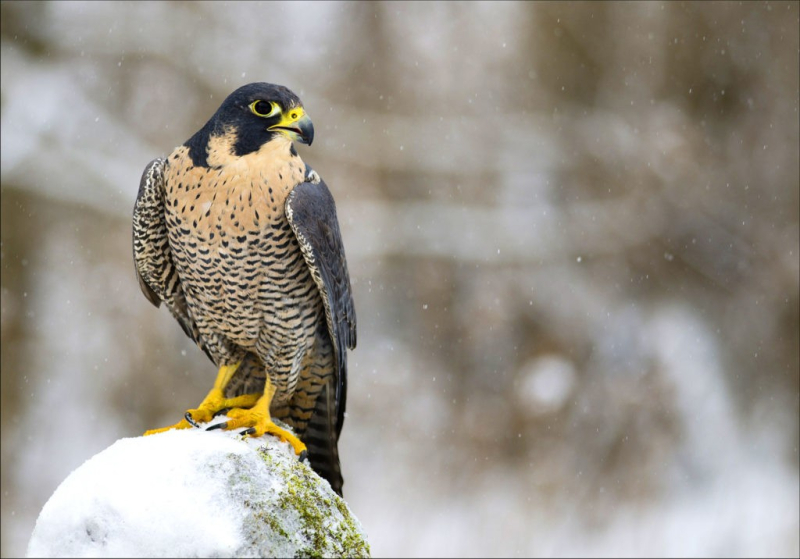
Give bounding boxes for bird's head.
[186,82,314,167]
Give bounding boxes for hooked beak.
[268,109,314,146]
[293,113,314,145]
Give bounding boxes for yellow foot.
[143,392,261,436]
[143,362,262,436]
[144,418,194,436]
[207,401,308,458]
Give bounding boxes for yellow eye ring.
[250,100,281,118]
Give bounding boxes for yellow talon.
[205,374,307,456]
[213,395,307,456]
[143,418,194,436]
[144,362,306,457]
[144,362,260,435]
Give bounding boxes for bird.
[132,82,356,496]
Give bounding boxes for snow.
[26,425,370,558]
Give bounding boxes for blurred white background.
[1,1,798,557]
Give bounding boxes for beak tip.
[298,114,314,147]
[301,126,314,147]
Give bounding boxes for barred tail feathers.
[303,380,344,496]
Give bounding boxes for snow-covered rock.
[26,423,370,558]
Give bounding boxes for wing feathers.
[286,176,356,436]
[132,158,214,363]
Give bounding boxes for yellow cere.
[271,106,306,129]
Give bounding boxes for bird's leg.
[206,376,308,460]
[143,362,261,436]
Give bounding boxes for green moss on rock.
[224,432,370,558]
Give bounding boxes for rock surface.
[27,424,370,558]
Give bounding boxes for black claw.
[213,407,231,419]
[240,427,256,436]
[298,450,308,463]
[185,412,200,428]
[206,422,227,431]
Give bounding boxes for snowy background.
[1,1,798,557]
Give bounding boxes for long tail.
[303,379,344,496]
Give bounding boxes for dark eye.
[250,100,280,117]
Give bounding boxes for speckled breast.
[162,144,321,358]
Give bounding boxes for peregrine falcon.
[132,83,356,495]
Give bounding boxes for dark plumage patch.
[185,83,304,167]
[185,126,212,168]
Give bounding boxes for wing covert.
[132,158,213,361]
[286,173,357,435]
